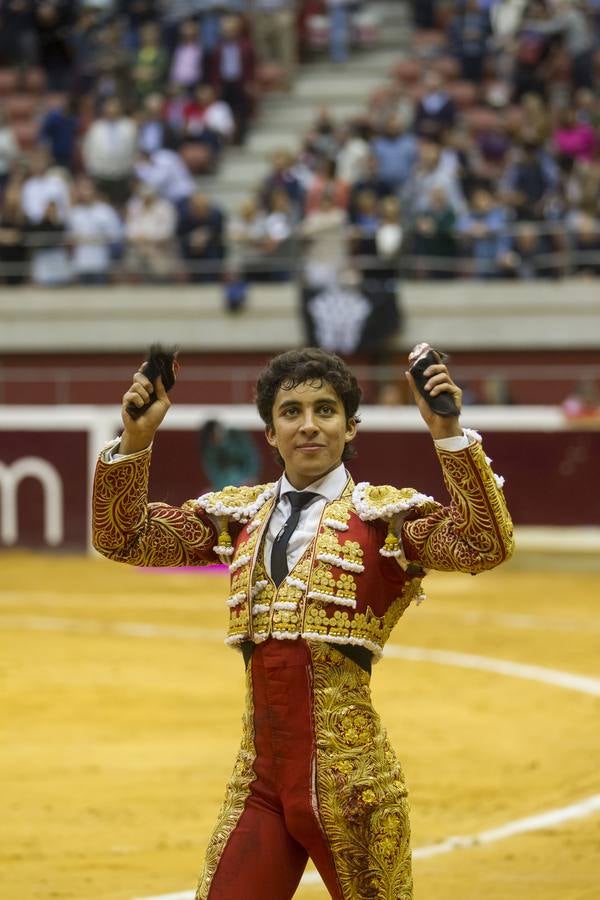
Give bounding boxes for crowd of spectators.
[1,0,600,287]
[225,0,600,286]
[0,0,379,285]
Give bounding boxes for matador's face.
[266,380,356,490]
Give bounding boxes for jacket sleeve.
[92,445,218,567]
[401,437,514,574]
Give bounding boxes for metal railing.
[1,219,600,282]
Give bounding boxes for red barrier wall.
[1,425,597,552]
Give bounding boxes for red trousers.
[196,638,413,900]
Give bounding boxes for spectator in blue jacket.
[448,0,491,83]
[371,115,418,191]
[457,186,512,278]
[39,95,79,169]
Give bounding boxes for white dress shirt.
[264,463,349,576]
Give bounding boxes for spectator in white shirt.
[67,176,123,284]
[29,200,72,287]
[82,96,138,207]
[300,187,348,288]
[0,107,18,190]
[134,147,196,208]
[336,119,371,185]
[227,196,269,280]
[124,183,179,282]
[21,148,71,225]
[261,187,295,281]
[184,84,235,142]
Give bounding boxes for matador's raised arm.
[401,434,514,574]
[92,444,218,567]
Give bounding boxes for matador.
[92,346,514,899]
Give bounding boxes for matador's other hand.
[120,368,171,454]
[405,346,463,440]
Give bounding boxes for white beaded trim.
[379,547,404,558]
[251,579,269,598]
[246,519,261,534]
[463,427,482,444]
[316,552,364,573]
[307,590,357,609]
[224,633,248,646]
[213,544,235,557]
[197,484,277,522]
[253,631,269,643]
[224,631,383,661]
[229,554,251,574]
[251,603,270,615]
[226,591,246,608]
[352,482,435,521]
[323,518,349,531]
[485,454,506,490]
[273,601,298,611]
[285,576,307,590]
[301,631,383,660]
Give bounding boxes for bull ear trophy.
[126,344,180,420]
[408,343,459,417]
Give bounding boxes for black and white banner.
[301,280,401,353]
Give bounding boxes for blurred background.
[0,0,599,553]
[1,4,600,900]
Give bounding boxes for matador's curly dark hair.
[255,348,362,463]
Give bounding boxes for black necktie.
[270,491,319,587]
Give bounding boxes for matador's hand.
[120,368,171,454]
[405,348,463,440]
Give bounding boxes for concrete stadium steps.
[198,0,411,213]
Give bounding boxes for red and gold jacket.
[92,433,514,661]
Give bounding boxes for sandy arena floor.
[1,552,599,900]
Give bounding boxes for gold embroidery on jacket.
[195,666,256,899]
[315,531,365,571]
[302,579,422,659]
[402,441,514,573]
[309,642,413,899]
[92,453,215,567]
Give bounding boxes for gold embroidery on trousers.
[195,666,256,899]
[309,642,413,899]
